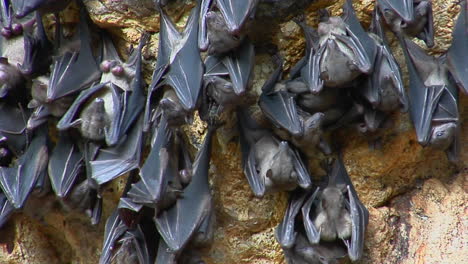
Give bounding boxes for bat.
[293,0,374,93]
[157,3,203,112]
[157,88,194,127]
[104,33,148,146]
[400,37,460,162]
[202,9,245,55]
[0,127,48,209]
[359,9,408,114]
[48,131,83,198]
[18,12,52,76]
[237,109,312,197]
[100,209,129,264]
[64,178,102,225]
[301,157,368,261]
[446,0,468,94]
[56,82,116,142]
[89,116,143,185]
[13,0,72,19]
[154,118,217,253]
[259,55,302,136]
[46,6,101,101]
[376,0,434,47]
[221,39,255,95]
[110,226,151,264]
[275,190,307,249]
[0,191,14,228]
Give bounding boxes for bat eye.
[12,23,22,35]
[436,131,445,137]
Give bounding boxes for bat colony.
[0,0,465,263]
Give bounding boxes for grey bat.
[203,9,245,55]
[301,158,368,261]
[46,6,101,101]
[400,37,460,162]
[359,9,408,113]
[237,109,312,197]
[48,132,83,198]
[377,0,434,47]
[0,127,48,209]
[56,82,116,142]
[104,33,148,146]
[157,88,194,127]
[12,0,72,19]
[446,0,468,94]
[110,227,151,264]
[64,178,102,225]
[154,118,217,253]
[100,209,128,264]
[293,0,375,93]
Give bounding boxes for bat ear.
[266,169,273,179]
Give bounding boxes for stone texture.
[0,0,466,264]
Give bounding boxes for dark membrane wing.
[48,132,83,198]
[90,117,143,185]
[446,0,468,94]
[204,55,229,77]
[221,40,254,95]
[46,7,100,101]
[260,91,302,136]
[0,191,14,228]
[164,5,203,111]
[154,124,215,252]
[275,190,307,248]
[0,130,47,208]
[198,0,212,51]
[377,0,414,22]
[99,209,127,264]
[301,187,321,244]
[215,0,259,33]
[301,44,325,93]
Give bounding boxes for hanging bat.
[100,209,129,264]
[400,37,460,162]
[104,33,148,146]
[301,157,368,261]
[89,116,143,185]
[446,0,468,94]
[0,127,48,209]
[156,88,194,127]
[156,3,203,112]
[64,178,102,225]
[0,191,14,228]
[110,226,151,264]
[376,0,434,47]
[359,9,408,114]
[48,131,83,198]
[46,6,101,102]
[12,0,72,19]
[199,0,258,54]
[154,118,217,253]
[293,0,375,93]
[237,109,312,197]
[56,82,117,142]
[18,11,52,76]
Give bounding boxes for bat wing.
[204,55,229,76]
[90,117,143,185]
[259,57,302,136]
[400,38,440,144]
[106,34,147,146]
[301,44,325,93]
[127,118,170,205]
[301,187,321,244]
[198,0,212,51]
[99,209,128,264]
[18,12,52,76]
[163,5,203,111]
[275,190,307,248]
[48,132,83,198]
[221,40,254,95]
[446,0,468,94]
[376,0,414,22]
[290,147,312,189]
[0,0,12,30]
[56,82,108,131]
[12,0,49,18]
[154,124,215,252]
[116,226,151,264]
[155,237,177,264]
[330,158,368,261]
[215,0,258,33]
[342,0,375,73]
[0,130,47,208]
[47,7,100,101]
[237,110,266,197]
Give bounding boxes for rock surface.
[0,0,466,264]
